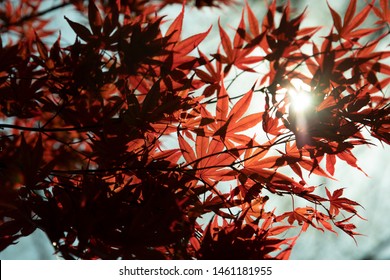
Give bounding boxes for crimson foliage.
[0,0,389,259]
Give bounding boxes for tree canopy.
[0,0,389,259]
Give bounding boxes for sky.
[0,0,389,260]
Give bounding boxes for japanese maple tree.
[0,0,389,259]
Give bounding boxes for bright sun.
[288,79,312,113]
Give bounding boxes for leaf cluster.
[0,0,389,259]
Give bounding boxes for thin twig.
[0,123,101,133]
[1,2,73,31]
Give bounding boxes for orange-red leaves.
[326,154,336,176]
[327,1,342,34]
[233,10,246,50]
[1,0,389,260]
[178,133,196,164]
[246,0,260,37]
[17,133,46,188]
[65,16,93,42]
[208,84,264,148]
[299,158,333,179]
[88,0,103,35]
[347,1,373,32]
[214,13,263,73]
[268,225,294,236]
[175,27,211,56]
[327,0,376,40]
[218,20,234,61]
[216,82,229,124]
[165,7,211,71]
[196,49,222,96]
[179,133,241,185]
[326,188,361,217]
[335,216,362,242]
[167,5,184,44]
[262,113,283,136]
[372,0,390,25]
[35,33,48,61]
[337,149,367,176]
[343,0,357,29]
[230,89,253,123]
[262,0,276,31]
[317,94,337,112]
[276,207,315,230]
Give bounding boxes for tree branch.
[1,1,73,32]
[0,123,100,133]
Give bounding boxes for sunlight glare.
[289,79,312,113]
